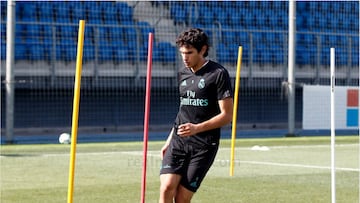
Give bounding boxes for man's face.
[179,45,205,69]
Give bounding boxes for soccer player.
[159,28,234,203]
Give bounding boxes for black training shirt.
[174,60,233,146]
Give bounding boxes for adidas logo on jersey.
[181,80,187,86]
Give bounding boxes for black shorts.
[160,136,219,192]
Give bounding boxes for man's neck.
[191,59,209,73]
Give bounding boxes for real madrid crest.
[198,78,205,89]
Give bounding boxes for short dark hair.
[176,28,209,57]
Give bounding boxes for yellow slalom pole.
[67,20,85,203]
[230,46,242,176]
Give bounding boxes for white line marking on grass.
[121,151,360,172]
[217,159,360,172]
[218,143,359,151]
[5,146,357,173]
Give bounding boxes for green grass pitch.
[1,136,359,203]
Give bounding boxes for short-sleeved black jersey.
[174,60,233,146]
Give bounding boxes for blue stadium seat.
[118,2,133,24]
[352,36,359,49]
[253,45,266,64]
[228,10,242,28]
[336,48,348,66]
[59,39,76,61]
[350,18,359,32]
[222,30,236,45]
[16,2,37,21]
[297,1,308,12]
[83,26,94,44]
[25,24,43,39]
[137,21,155,42]
[15,24,27,39]
[296,14,306,30]
[1,23,6,41]
[326,35,342,47]
[138,41,149,61]
[126,40,137,62]
[296,33,306,46]
[320,47,331,65]
[14,43,28,60]
[338,17,351,32]
[86,4,103,25]
[72,5,86,23]
[55,43,62,61]
[113,41,129,62]
[41,25,54,44]
[187,3,199,25]
[1,1,6,21]
[216,43,228,63]
[104,5,120,25]
[58,26,77,41]
[83,44,95,62]
[29,44,45,61]
[296,45,310,65]
[98,44,114,62]
[227,44,240,63]
[263,32,276,45]
[171,4,187,24]
[22,3,37,20]
[252,32,265,44]
[123,26,137,42]
[274,13,287,29]
[152,45,162,62]
[336,35,347,47]
[37,3,53,22]
[53,2,71,23]
[305,17,315,31]
[95,27,109,42]
[83,2,101,24]
[158,42,176,63]
[352,51,359,66]
[236,32,248,44]
[255,12,267,29]
[308,2,319,11]
[198,6,214,25]
[1,42,6,60]
[64,45,77,62]
[213,7,228,24]
[270,45,284,64]
[307,46,318,65]
[109,27,124,42]
[303,34,317,45]
[243,12,256,29]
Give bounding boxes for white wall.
[303,85,359,130]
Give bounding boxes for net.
[0,1,358,136]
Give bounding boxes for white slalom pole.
[330,47,336,203]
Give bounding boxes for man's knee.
[159,174,181,197]
[175,185,194,203]
[160,182,177,195]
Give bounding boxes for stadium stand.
[0,1,358,74]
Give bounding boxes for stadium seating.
[1,23,5,59]
[1,42,5,59]
[158,42,176,63]
[14,43,28,60]
[0,1,358,66]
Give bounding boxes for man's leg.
[159,173,182,203]
[175,185,194,203]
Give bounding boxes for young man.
[159,28,234,203]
